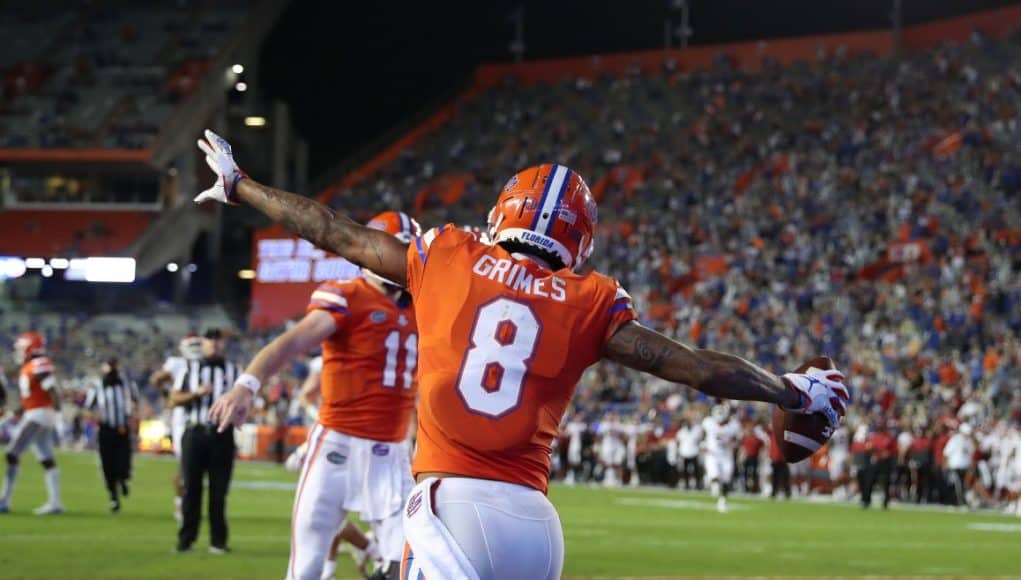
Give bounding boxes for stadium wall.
[247,4,1021,329]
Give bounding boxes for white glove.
[194,129,245,205]
[780,367,850,429]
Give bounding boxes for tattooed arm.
[234,179,408,285]
[194,129,408,285]
[604,321,801,407]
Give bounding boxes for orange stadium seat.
[0,209,153,256]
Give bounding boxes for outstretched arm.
[208,310,336,432]
[233,179,408,285]
[606,321,850,427]
[605,322,798,407]
[242,310,336,385]
[194,130,408,285]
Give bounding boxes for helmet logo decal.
[530,165,572,235]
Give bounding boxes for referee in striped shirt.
[84,358,137,513]
[170,329,240,554]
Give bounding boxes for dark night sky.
[258,0,1020,182]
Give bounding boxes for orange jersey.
[406,226,637,492]
[308,277,418,442]
[19,356,56,410]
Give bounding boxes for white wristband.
[235,373,261,394]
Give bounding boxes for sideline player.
[0,332,64,514]
[827,423,851,499]
[211,210,420,580]
[196,131,850,579]
[702,403,740,512]
[597,411,624,487]
[561,411,587,484]
[151,334,203,521]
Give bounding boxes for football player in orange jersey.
[210,210,420,580]
[0,332,64,515]
[289,354,385,579]
[196,130,850,579]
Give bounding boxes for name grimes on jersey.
[471,255,567,302]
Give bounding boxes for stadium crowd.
[324,29,1021,512]
[3,29,1021,514]
[1,2,246,151]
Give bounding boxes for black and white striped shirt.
[85,375,138,429]
[173,357,239,426]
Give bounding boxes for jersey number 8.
[456,298,541,418]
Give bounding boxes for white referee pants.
[287,424,412,580]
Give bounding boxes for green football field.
[2,451,1020,579]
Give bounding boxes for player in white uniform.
[623,417,648,488]
[562,412,587,485]
[828,425,850,498]
[598,412,625,487]
[999,424,1021,516]
[702,403,741,512]
[150,334,202,522]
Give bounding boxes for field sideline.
[1,451,1019,579]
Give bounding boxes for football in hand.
[771,356,840,463]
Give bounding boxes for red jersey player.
[197,130,849,579]
[1,332,64,514]
[211,211,419,580]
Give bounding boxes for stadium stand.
[310,29,1021,422]
[243,10,1019,504]
[0,2,248,151]
[0,210,153,256]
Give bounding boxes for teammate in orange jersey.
[0,332,64,514]
[196,130,850,579]
[211,211,420,580]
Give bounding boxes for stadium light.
[235,81,248,92]
[83,257,136,283]
[231,63,244,74]
[41,265,53,278]
[244,116,267,127]
[237,269,256,280]
[50,258,70,269]
[0,257,26,280]
[187,263,198,273]
[167,262,179,273]
[25,257,46,269]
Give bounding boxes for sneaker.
[209,546,230,555]
[175,544,192,554]
[110,500,121,514]
[33,504,63,516]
